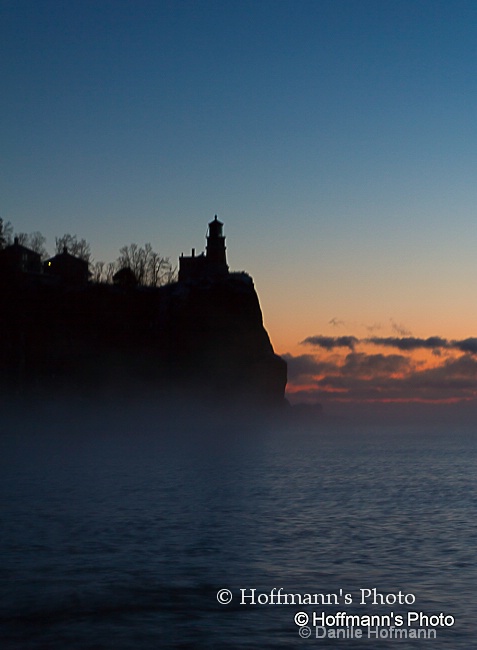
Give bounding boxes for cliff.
[0,272,287,410]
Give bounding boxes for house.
[179,216,229,282]
[0,237,42,274]
[44,247,90,285]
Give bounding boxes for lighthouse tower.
[178,216,229,282]
[205,215,228,275]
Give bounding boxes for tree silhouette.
[55,234,91,262]
[1,220,177,287]
[0,218,13,249]
[116,243,175,287]
[91,260,105,283]
[15,231,48,260]
[105,262,116,284]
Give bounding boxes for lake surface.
[1,403,476,648]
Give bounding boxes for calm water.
[1,404,476,648]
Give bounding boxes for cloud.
[301,335,358,350]
[453,338,477,354]
[390,319,412,336]
[285,341,477,406]
[366,336,477,355]
[282,353,338,381]
[341,352,413,378]
[365,322,382,334]
[366,336,449,351]
[301,334,477,355]
[408,355,477,386]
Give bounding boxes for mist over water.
[1,399,476,648]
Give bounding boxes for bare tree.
[1,221,177,286]
[162,263,177,285]
[14,231,48,259]
[0,218,13,249]
[28,231,49,260]
[55,234,91,262]
[147,249,176,286]
[116,242,175,287]
[10,230,49,259]
[14,232,29,245]
[117,243,146,284]
[91,260,105,283]
[105,261,117,284]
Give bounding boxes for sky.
[2,0,477,416]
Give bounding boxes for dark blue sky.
[2,0,477,356]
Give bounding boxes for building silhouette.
[44,247,90,285]
[113,266,138,287]
[0,237,42,275]
[179,216,229,282]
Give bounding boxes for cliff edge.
[0,272,287,410]
[0,216,287,412]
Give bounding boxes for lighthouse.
[178,216,229,282]
[206,215,228,272]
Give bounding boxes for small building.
[44,247,90,285]
[113,266,138,288]
[0,237,42,274]
[179,216,229,283]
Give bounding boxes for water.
[1,404,476,648]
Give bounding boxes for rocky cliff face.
[0,272,287,410]
[159,272,287,406]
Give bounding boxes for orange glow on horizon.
[283,340,477,406]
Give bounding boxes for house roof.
[2,237,41,258]
[45,247,88,266]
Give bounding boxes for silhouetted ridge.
[161,272,286,405]
[0,218,287,411]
